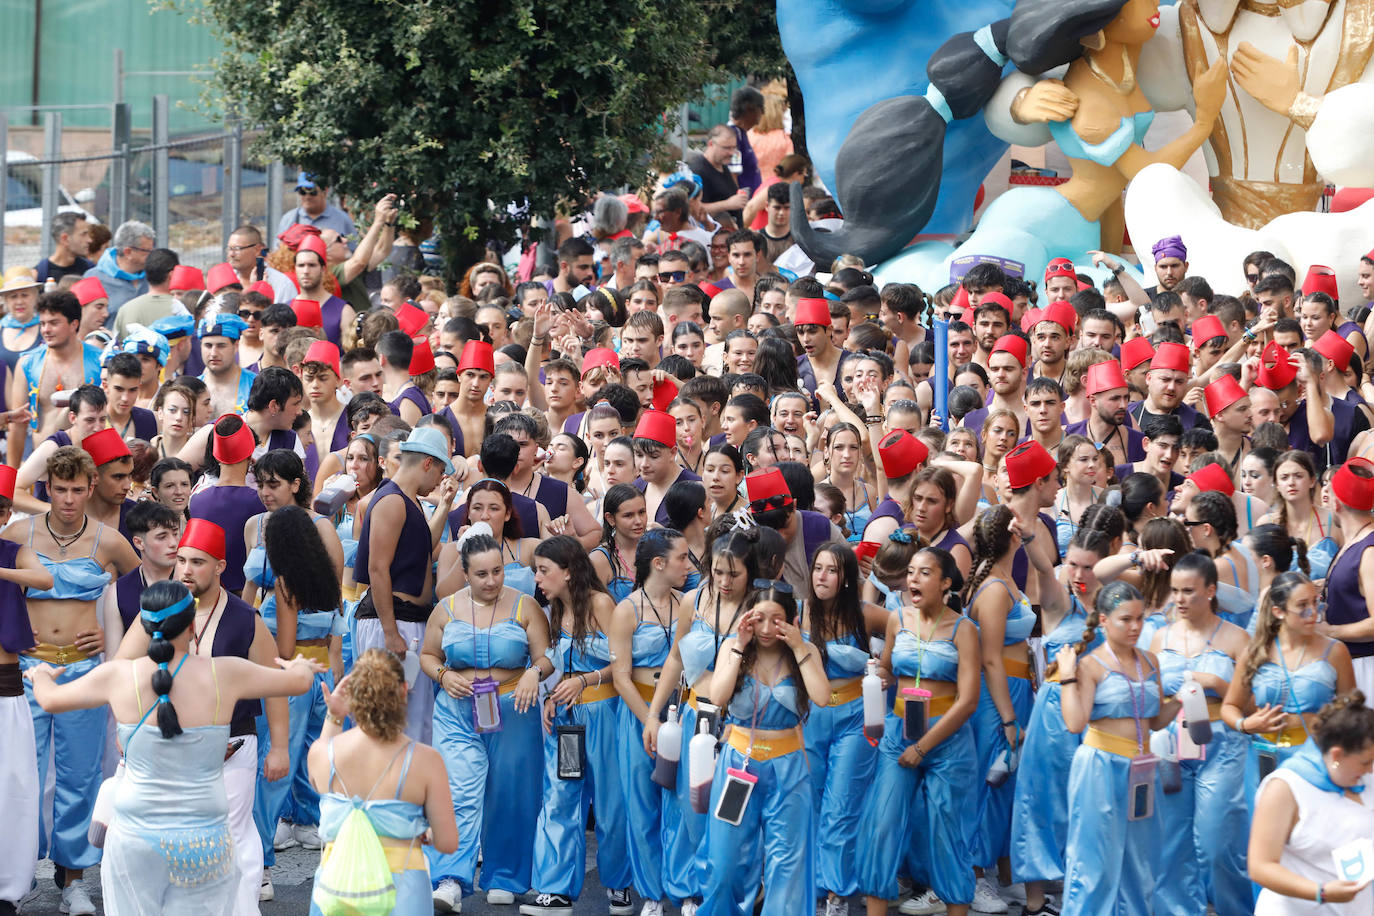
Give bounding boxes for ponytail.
[139,580,198,739]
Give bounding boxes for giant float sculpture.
[782,0,1374,303]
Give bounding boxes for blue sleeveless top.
[1049,111,1154,168]
[28,521,111,602]
[1307,536,1339,582]
[680,590,741,685]
[891,613,964,684]
[1043,595,1103,658]
[1157,621,1235,699]
[1251,641,1338,715]
[319,740,428,842]
[115,723,230,830]
[497,539,536,598]
[593,545,634,603]
[1091,660,1162,720]
[867,573,905,612]
[726,674,801,729]
[971,579,1035,646]
[439,592,531,671]
[558,629,614,675]
[803,624,870,680]
[628,593,675,668]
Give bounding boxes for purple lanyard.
[1102,642,1147,755]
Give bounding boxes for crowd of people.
[1,112,1374,916]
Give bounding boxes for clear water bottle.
[313,474,357,518]
[689,718,716,814]
[401,636,421,687]
[88,760,124,847]
[1178,674,1213,745]
[861,659,885,742]
[652,705,682,789]
[1152,729,1183,795]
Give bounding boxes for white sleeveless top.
[1254,769,1374,915]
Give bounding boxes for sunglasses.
[1245,273,1260,284]
[237,309,262,320]
[752,578,793,594]
[657,271,687,283]
[297,188,320,197]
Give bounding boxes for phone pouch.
[472,676,502,734]
[1126,754,1158,821]
[713,766,758,825]
[556,725,586,780]
[902,687,931,742]
[1255,739,1280,781]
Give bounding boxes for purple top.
[188,485,266,593]
[534,475,570,522]
[1327,530,1374,659]
[1063,418,1147,463]
[864,497,906,536]
[1011,511,1058,593]
[320,295,348,349]
[356,480,431,597]
[634,468,703,526]
[33,430,72,504]
[115,567,145,630]
[213,591,263,729]
[388,385,432,419]
[0,539,34,654]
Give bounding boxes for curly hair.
[265,505,341,613]
[534,534,610,647]
[1312,691,1374,754]
[255,449,312,509]
[349,649,408,741]
[47,445,96,484]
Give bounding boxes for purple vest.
[388,385,432,419]
[320,295,347,349]
[115,567,146,630]
[212,591,263,729]
[188,485,266,593]
[0,539,35,654]
[1326,530,1374,659]
[356,480,431,596]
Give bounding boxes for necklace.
[192,598,217,653]
[1086,45,1136,95]
[44,512,88,557]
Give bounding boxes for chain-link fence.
[2,96,291,274]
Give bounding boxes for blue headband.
[141,592,195,625]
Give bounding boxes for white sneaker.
[59,883,96,916]
[899,890,946,915]
[824,896,847,916]
[487,888,516,905]
[273,819,299,851]
[432,878,462,912]
[259,871,274,902]
[999,881,1027,905]
[638,902,663,916]
[681,902,700,916]
[293,822,323,850]
[972,877,1008,914]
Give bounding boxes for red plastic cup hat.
[303,340,341,376]
[1121,337,1155,371]
[82,427,131,467]
[1203,375,1246,417]
[206,262,240,294]
[991,334,1029,368]
[297,234,328,264]
[1005,441,1057,490]
[1019,307,1042,334]
[457,340,495,376]
[179,518,226,562]
[0,464,15,501]
[291,297,324,329]
[248,280,275,300]
[583,348,619,375]
[70,277,108,307]
[745,466,794,512]
[1192,315,1226,347]
[1332,458,1374,512]
[168,265,205,292]
[698,281,722,299]
[878,430,929,480]
[980,291,1014,314]
[652,375,679,411]
[1151,341,1191,374]
[634,409,676,448]
[1040,301,1078,334]
[1302,265,1339,300]
[212,415,256,465]
[1313,330,1355,372]
[1256,340,1298,390]
[276,223,322,250]
[1188,463,1235,498]
[409,336,436,375]
[1044,258,1077,282]
[1084,359,1128,396]
[395,302,429,336]
[794,297,832,327]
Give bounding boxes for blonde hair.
[1065,348,1114,396]
[757,81,788,133]
[348,649,407,741]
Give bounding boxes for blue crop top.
[629,594,676,668]
[970,579,1035,646]
[1158,621,1235,699]
[593,545,634,603]
[1251,640,1338,715]
[726,674,801,729]
[28,522,111,602]
[1049,111,1155,168]
[440,593,531,671]
[318,740,427,843]
[891,613,965,684]
[1091,662,1162,721]
[558,629,614,675]
[1043,596,1103,657]
[802,628,870,681]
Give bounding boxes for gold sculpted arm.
[1229,43,1316,127]
[1114,58,1227,180]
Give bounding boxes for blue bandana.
[1283,739,1365,795]
[0,314,39,330]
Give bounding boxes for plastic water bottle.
[689,718,716,814]
[401,636,421,687]
[1178,673,1214,745]
[1152,729,1183,795]
[312,474,357,518]
[987,727,1020,787]
[862,659,885,742]
[652,705,682,789]
[88,759,125,847]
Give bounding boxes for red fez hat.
[168,265,205,292]
[0,464,15,501]
[699,281,722,299]
[206,262,240,294]
[1188,463,1235,497]
[1084,359,1128,396]
[878,430,929,480]
[951,286,971,318]
[1203,375,1246,417]
[980,291,1014,313]
[583,348,619,375]
[248,280,275,300]
[745,467,794,511]
[82,427,131,467]
[395,302,428,336]
[794,297,832,327]
[1121,337,1155,371]
[991,334,1029,368]
[212,415,256,465]
[1077,280,1093,292]
[1257,340,1298,390]
[1044,258,1077,282]
[179,518,226,561]
[1314,330,1355,372]
[291,297,324,329]
[1191,315,1226,347]
[457,340,495,376]
[1302,265,1339,300]
[1151,341,1191,374]
[296,235,328,264]
[1039,301,1077,334]
[1333,458,1374,512]
[652,375,679,411]
[303,340,341,376]
[1005,441,1057,490]
[1019,307,1042,334]
[71,276,108,306]
[276,223,322,250]
[634,409,676,448]
[409,336,436,375]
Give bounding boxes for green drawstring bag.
[310,806,396,916]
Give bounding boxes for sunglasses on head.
[752,578,793,594]
[658,271,687,283]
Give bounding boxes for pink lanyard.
[1102,642,1148,755]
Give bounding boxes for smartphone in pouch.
[556,725,586,780]
[1126,754,1158,821]
[713,766,758,826]
[903,688,930,741]
[1255,740,1279,781]
[696,702,722,739]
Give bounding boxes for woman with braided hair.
[24,579,320,914]
[1093,515,1191,649]
[1185,490,1260,631]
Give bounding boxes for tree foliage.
[697,0,805,158]
[202,0,711,264]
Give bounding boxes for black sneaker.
[520,893,574,916]
[607,887,634,915]
[1026,902,1061,916]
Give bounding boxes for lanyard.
[640,591,676,650]
[1102,642,1148,755]
[1275,637,1314,737]
[470,593,494,676]
[744,656,786,766]
[911,607,947,691]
